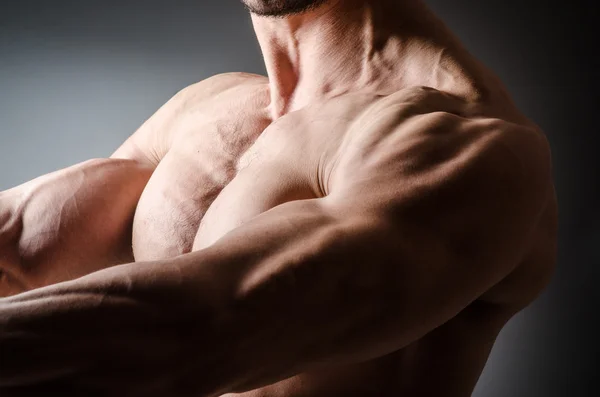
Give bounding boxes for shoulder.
[330,85,553,258]
[158,72,269,122]
[332,86,552,201]
[326,88,555,308]
[140,72,268,118]
[176,72,268,100]
[111,72,269,165]
[164,72,269,115]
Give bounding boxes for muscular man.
[0,0,557,396]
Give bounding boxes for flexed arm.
[0,159,154,296]
[0,105,553,397]
[0,81,199,296]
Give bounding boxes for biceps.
[5,158,153,292]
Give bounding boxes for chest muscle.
[131,112,323,261]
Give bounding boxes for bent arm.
[0,198,409,396]
[0,158,153,296]
[0,118,552,397]
[0,81,202,296]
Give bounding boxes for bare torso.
[0,71,556,395]
[110,73,555,396]
[0,1,558,394]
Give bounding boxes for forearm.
[0,158,153,295]
[0,179,523,396]
[0,199,405,397]
[171,201,409,395]
[0,258,219,397]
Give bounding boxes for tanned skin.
[0,1,557,396]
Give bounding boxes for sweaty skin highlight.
[0,1,557,396]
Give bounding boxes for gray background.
[0,1,597,396]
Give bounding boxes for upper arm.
[328,111,552,316]
[172,111,552,367]
[0,109,554,393]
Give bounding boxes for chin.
[242,0,329,17]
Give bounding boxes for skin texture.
[242,0,330,16]
[0,1,557,396]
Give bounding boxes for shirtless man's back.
[0,1,557,396]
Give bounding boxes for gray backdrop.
[1,1,597,396]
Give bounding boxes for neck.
[251,0,511,118]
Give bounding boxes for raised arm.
[0,110,553,396]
